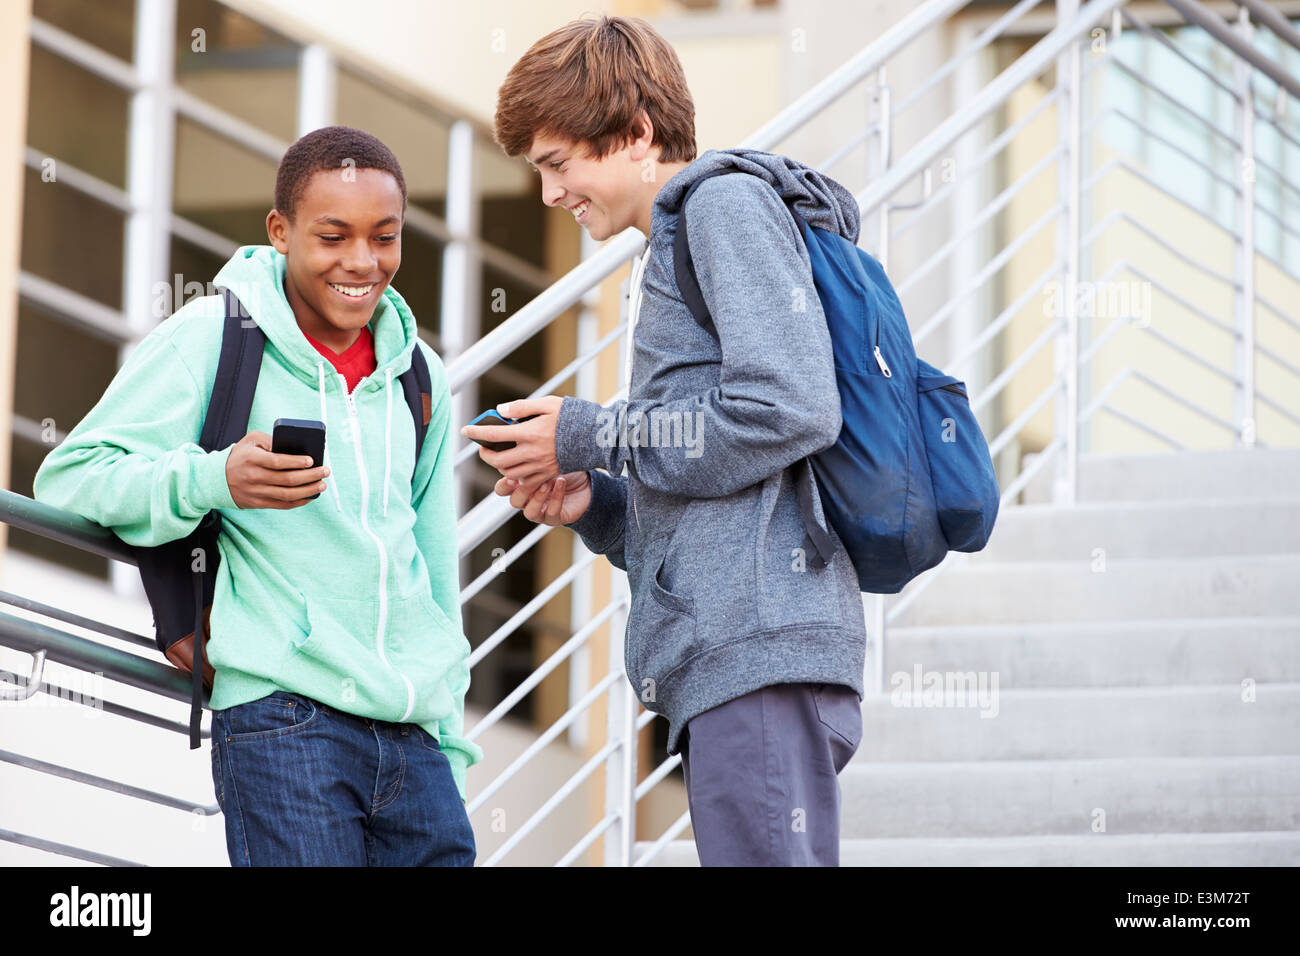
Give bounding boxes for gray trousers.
[679,681,863,866]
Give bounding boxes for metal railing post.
[442,120,481,519]
[1053,0,1082,505]
[1233,5,1258,447]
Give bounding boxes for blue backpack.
[673,169,1000,594]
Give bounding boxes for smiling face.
[266,167,404,353]
[525,132,644,241]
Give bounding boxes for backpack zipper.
[335,372,417,722]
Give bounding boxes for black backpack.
[131,287,433,748]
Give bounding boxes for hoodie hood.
[212,244,421,517]
[652,147,861,244]
[212,244,420,393]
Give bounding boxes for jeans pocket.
[223,692,319,743]
[210,738,224,807]
[812,682,863,751]
[414,726,442,753]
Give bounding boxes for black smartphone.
[466,410,539,452]
[272,418,326,500]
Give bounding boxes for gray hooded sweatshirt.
[554,148,868,756]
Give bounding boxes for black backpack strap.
[399,341,433,475]
[184,288,264,747]
[672,168,835,572]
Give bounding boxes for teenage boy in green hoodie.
[34,126,480,867]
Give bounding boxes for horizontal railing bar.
[632,809,693,868]
[989,377,1064,459]
[0,611,208,711]
[459,522,552,605]
[1121,262,1240,339]
[469,597,626,739]
[13,680,202,736]
[484,737,622,867]
[1162,0,1300,99]
[1089,107,1242,196]
[892,0,1046,120]
[0,590,152,649]
[1104,57,1238,150]
[895,144,1062,298]
[1255,388,1300,428]
[1079,366,1134,424]
[971,317,1063,415]
[1129,368,1238,433]
[854,0,1128,217]
[815,121,879,175]
[742,0,970,149]
[467,550,601,668]
[453,320,626,471]
[1138,324,1241,386]
[0,828,143,867]
[892,80,1065,242]
[913,202,1063,347]
[1099,404,1186,448]
[447,230,644,395]
[0,748,218,815]
[466,671,619,815]
[1119,5,1238,98]
[556,811,619,867]
[1231,0,1300,56]
[1079,312,1131,370]
[634,752,683,802]
[0,490,137,564]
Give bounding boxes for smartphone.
[466,410,538,452]
[272,418,326,500]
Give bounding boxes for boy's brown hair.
[494,15,696,164]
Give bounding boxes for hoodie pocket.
[626,549,698,702]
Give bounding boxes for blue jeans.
[210,691,475,866]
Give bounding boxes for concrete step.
[970,498,1300,564]
[838,755,1300,838]
[889,554,1300,627]
[1021,448,1300,504]
[883,617,1300,687]
[853,683,1300,761]
[635,831,1300,866]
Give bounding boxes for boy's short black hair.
[274,125,407,220]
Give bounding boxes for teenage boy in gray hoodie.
[463,15,867,866]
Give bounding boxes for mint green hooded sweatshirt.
[33,245,482,799]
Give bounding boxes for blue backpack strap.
[399,341,433,472]
[672,170,836,572]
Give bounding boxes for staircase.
[640,447,1300,865]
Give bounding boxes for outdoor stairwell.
[641,447,1300,865]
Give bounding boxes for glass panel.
[26,43,130,188]
[168,235,231,317]
[15,302,121,440]
[390,228,444,342]
[174,0,299,142]
[476,133,548,271]
[336,67,450,220]
[21,165,125,310]
[32,0,135,62]
[8,434,110,580]
[173,116,279,245]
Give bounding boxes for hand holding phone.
[464,410,539,451]
[225,421,329,510]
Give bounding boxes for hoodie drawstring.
[316,360,343,513]
[383,367,393,517]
